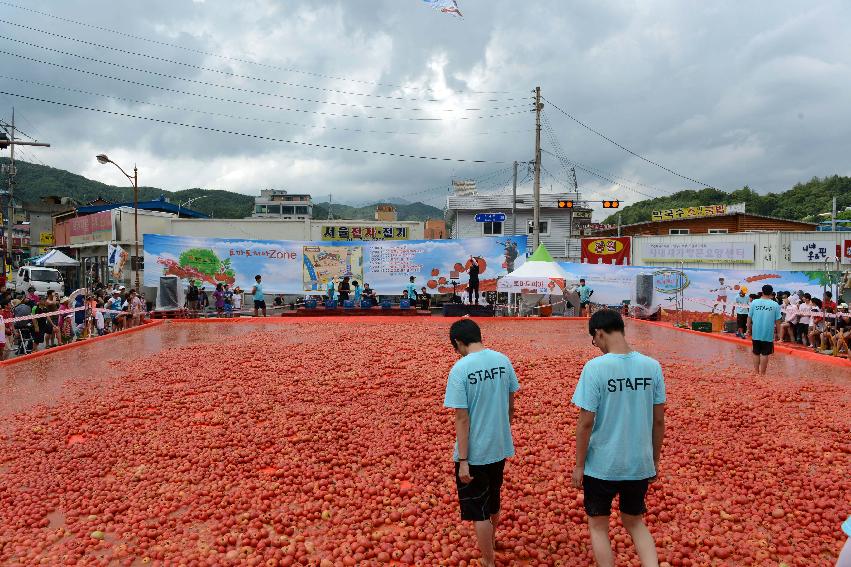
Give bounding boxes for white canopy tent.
[497,244,582,315]
[31,249,80,267]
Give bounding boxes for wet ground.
[2,318,847,420]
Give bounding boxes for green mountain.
[0,159,443,221]
[604,176,851,225]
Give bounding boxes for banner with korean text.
[581,237,631,265]
[557,262,830,316]
[641,241,755,264]
[143,234,526,295]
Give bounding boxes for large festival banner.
[144,234,527,295]
[558,262,832,315]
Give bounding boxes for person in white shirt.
[796,294,813,345]
[94,303,106,336]
[779,297,798,342]
[0,313,6,361]
[232,287,243,314]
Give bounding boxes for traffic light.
[0,133,8,150]
[602,200,620,208]
[558,200,574,208]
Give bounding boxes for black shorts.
[737,313,749,329]
[752,339,774,356]
[468,279,479,291]
[583,475,650,517]
[253,300,266,309]
[454,460,504,521]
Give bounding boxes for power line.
[0,18,524,106]
[0,89,505,164]
[542,149,658,200]
[542,96,716,189]
[0,50,528,122]
[0,36,530,114]
[0,74,534,138]
[0,0,517,96]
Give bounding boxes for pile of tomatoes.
[0,319,847,565]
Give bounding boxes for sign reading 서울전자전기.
[641,241,755,264]
[474,213,506,223]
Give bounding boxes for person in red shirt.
[822,291,837,312]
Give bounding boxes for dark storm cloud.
[1,0,849,216]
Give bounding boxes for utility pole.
[617,213,622,237]
[511,160,518,235]
[832,196,837,232]
[328,193,333,220]
[2,108,50,273]
[571,167,579,200]
[532,86,543,250]
[4,108,13,268]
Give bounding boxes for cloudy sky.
[1,0,849,219]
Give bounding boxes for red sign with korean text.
[843,240,851,263]
[581,237,631,265]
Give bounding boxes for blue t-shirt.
[734,294,750,315]
[252,283,264,301]
[443,349,520,465]
[577,285,592,303]
[405,283,417,298]
[326,282,335,299]
[353,286,362,302]
[749,298,781,342]
[571,351,666,481]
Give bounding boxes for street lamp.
[96,154,140,289]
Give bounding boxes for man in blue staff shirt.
[576,278,593,317]
[571,309,666,567]
[747,284,782,375]
[444,319,519,567]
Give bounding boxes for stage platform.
[441,304,496,317]
[282,307,431,317]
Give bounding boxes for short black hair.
[804,293,812,300]
[762,284,773,295]
[812,298,822,308]
[255,274,261,280]
[450,319,482,349]
[588,309,625,336]
[825,291,832,298]
[410,276,415,281]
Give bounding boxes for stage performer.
[338,276,351,302]
[251,274,267,317]
[352,281,362,304]
[467,256,480,305]
[444,319,519,567]
[572,309,666,567]
[405,276,419,301]
[326,278,336,302]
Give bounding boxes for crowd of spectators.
[733,288,850,359]
[185,281,243,317]
[0,283,148,359]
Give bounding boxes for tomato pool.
[1,318,848,565]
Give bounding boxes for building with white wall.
[446,193,591,260]
[251,190,312,219]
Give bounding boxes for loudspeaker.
[343,300,355,309]
[635,274,654,309]
[156,276,181,310]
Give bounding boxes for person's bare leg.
[752,354,760,374]
[473,519,495,567]
[620,513,658,567]
[588,516,615,567]
[490,512,500,549]
[759,355,769,375]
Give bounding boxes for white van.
[10,266,64,297]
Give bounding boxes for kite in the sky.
[422,0,463,17]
